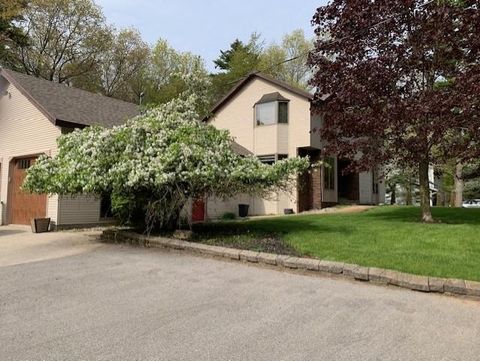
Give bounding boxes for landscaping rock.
[240,250,260,263]
[173,230,193,240]
[296,258,320,271]
[257,252,277,265]
[428,277,446,293]
[465,281,480,297]
[343,264,369,281]
[186,243,219,256]
[368,268,388,284]
[397,273,429,292]
[444,279,467,295]
[283,257,303,269]
[318,260,344,274]
[276,255,291,267]
[222,248,241,260]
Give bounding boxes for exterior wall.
[0,78,103,226]
[57,195,101,226]
[358,169,386,205]
[209,78,313,217]
[0,78,60,225]
[207,195,253,219]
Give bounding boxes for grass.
[192,206,480,281]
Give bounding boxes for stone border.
[101,229,480,299]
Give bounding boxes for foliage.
[211,34,263,101]
[0,0,28,69]
[10,0,110,83]
[23,96,309,231]
[260,29,313,90]
[72,28,150,103]
[220,212,236,220]
[142,38,211,116]
[309,0,480,222]
[194,206,480,281]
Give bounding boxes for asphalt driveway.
[1,226,479,361]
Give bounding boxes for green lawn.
[192,206,480,281]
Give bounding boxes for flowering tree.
[309,0,480,222]
[24,97,308,231]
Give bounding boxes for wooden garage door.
[9,157,47,225]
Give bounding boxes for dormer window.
[255,92,289,126]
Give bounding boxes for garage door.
[9,157,47,225]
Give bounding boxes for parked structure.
[204,72,385,219]
[0,69,139,227]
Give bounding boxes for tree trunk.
[390,184,396,205]
[405,182,412,205]
[419,160,433,222]
[454,162,464,207]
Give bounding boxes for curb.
[101,229,480,300]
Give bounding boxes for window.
[324,157,335,190]
[258,154,288,165]
[256,102,276,126]
[372,169,379,194]
[255,101,289,126]
[278,102,289,123]
[258,154,276,165]
[17,159,31,169]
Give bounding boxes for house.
[0,69,139,227]
[203,72,385,219]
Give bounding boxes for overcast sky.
[95,0,329,71]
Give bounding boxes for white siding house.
[0,69,139,227]
[203,72,385,219]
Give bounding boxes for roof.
[0,68,140,128]
[255,92,290,105]
[205,72,313,121]
[231,141,252,156]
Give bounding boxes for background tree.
[211,34,263,101]
[0,0,28,69]
[73,28,150,103]
[143,38,210,109]
[260,29,313,90]
[309,0,480,222]
[13,0,110,83]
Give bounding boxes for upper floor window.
[255,92,289,126]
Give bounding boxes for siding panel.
[0,79,60,225]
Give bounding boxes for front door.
[191,198,205,222]
[9,157,47,225]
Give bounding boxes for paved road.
[1,226,479,361]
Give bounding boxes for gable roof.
[0,68,140,128]
[205,72,313,121]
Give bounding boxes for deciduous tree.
[13,0,110,83]
[309,0,480,222]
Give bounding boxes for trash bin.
[238,204,249,218]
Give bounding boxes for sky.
[95,0,329,72]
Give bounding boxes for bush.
[221,212,236,220]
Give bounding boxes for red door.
[192,198,205,222]
[9,157,47,225]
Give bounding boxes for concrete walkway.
[1,226,479,360]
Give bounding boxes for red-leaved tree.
[309,0,480,222]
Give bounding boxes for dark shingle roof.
[1,69,139,128]
[255,92,290,105]
[231,141,252,156]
